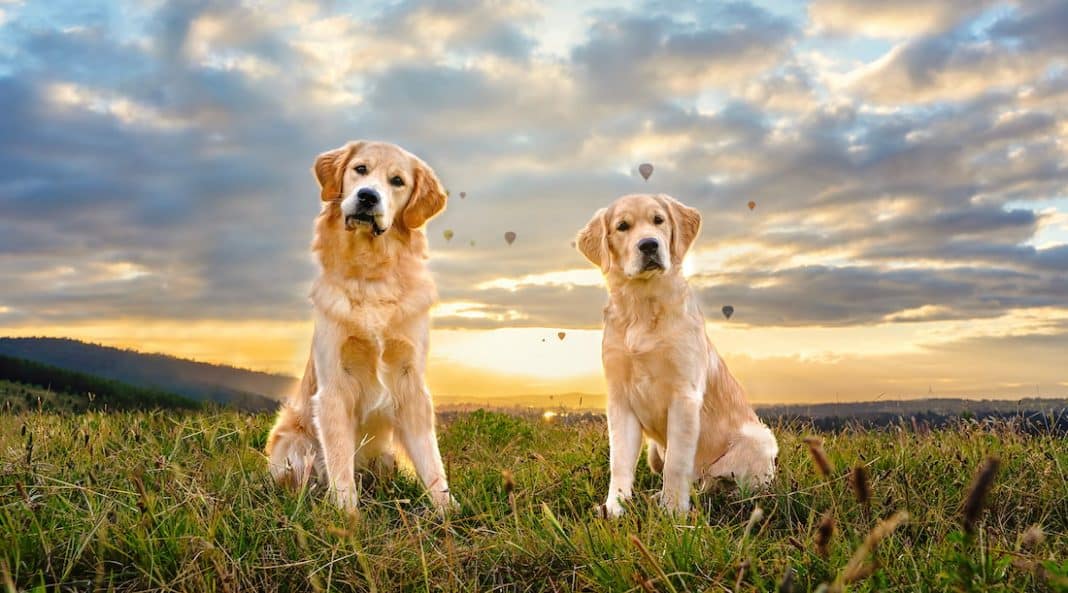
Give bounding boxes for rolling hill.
[0,355,198,412]
[0,337,289,411]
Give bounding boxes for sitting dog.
[266,140,454,511]
[576,193,777,516]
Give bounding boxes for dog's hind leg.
[266,353,323,489]
[266,403,322,489]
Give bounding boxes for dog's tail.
[265,353,321,489]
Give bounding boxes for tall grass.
[1,409,1065,591]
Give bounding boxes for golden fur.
[577,194,778,516]
[265,141,454,511]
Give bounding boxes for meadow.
[1,408,1066,592]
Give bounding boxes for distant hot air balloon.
[504,231,516,245]
[469,240,476,247]
[443,229,454,241]
[570,241,576,248]
[460,191,466,199]
[557,332,566,341]
[638,163,654,181]
[748,200,756,211]
[721,305,734,320]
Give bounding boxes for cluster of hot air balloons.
[440,190,519,246]
[443,165,758,323]
[540,332,567,343]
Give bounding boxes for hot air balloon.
[504,231,516,245]
[443,229,454,241]
[570,241,576,248]
[747,200,756,211]
[460,191,466,199]
[469,240,476,247]
[638,163,654,180]
[557,332,566,341]
[721,305,734,320]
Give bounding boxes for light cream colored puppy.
[577,194,777,516]
[266,140,454,512]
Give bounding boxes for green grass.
[1,408,1066,592]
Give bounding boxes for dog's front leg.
[311,386,359,510]
[661,394,701,514]
[396,392,454,510]
[604,394,642,517]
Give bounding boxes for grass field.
[1,409,1066,592]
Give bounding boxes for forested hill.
[0,338,290,411]
[0,354,198,412]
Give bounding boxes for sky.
[1,0,1066,404]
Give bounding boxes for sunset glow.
[2,0,1067,403]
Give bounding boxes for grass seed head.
[804,436,833,477]
[632,572,655,592]
[850,465,871,507]
[1020,524,1044,551]
[815,511,836,558]
[501,469,515,497]
[778,567,795,593]
[963,456,1000,534]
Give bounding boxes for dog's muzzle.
[638,238,664,272]
[344,188,387,236]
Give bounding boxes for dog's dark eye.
[653,215,664,225]
[354,164,367,175]
[616,221,630,232]
[390,176,405,187]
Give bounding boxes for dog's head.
[314,141,447,237]
[576,194,701,280]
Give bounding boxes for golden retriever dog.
[577,194,778,516]
[265,140,454,512]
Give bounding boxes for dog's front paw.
[657,489,691,515]
[332,486,360,513]
[430,489,459,514]
[603,497,627,518]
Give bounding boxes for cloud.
[808,0,998,37]
[844,3,1068,104]
[0,0,1067,398]
[572,2,796,104]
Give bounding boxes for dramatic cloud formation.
[1,0,1065,402]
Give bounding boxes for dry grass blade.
[831,510,909,591]
[733,560,750,591]
[629,534,679,593]
[963,457,999,534]
[2,559,16,593]
[803,436,833,478]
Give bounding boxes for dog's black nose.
[357,188,380,207]
[638,238,659,255]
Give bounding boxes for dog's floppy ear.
[312,142,362,201]
[402,156,448,229]
[577,207,610,271]
[663,194,701,264]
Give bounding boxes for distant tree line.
[767,409,1068,434]
[0,354,199,411]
